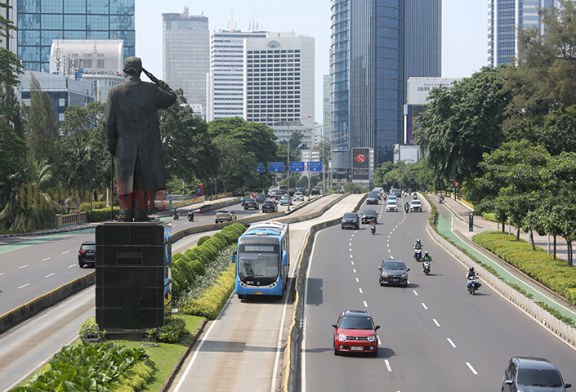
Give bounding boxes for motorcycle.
[467,276,481,295]
[370,223,376,235]
[414,247,422,261]
[423,259,431,275]
[173,209,179,220]
[187,210,194,222]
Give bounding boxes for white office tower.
[207,30,267,121]
[244,32,315,144]
[162,7,209,117]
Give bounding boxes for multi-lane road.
[303,198,576,391]
[1,194,576,392]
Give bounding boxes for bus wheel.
[238,294,245,300]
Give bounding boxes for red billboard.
[352,147,370,180]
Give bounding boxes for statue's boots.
[133,190,152,222]
[118,194,134,222]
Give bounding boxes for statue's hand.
[157,80,172,92]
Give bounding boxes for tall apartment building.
[207,29,267,121]
[488,0,558,66]
[2,0,16,51]
[16,0,135,72]
[162,7,209,117]
[244,32,315,145]
[330,0,441,183]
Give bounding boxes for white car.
[410,199,422,212]
[293,191,304,201]
[386,200,398,212]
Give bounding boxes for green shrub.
[109,359,155,392]
[79,201,108,212]
[150,317,187,343]
[90,206,120,222]
[13,343,150,391]
[79,317,104,342]
[180,265,235,319]
[473,231,576,306]
[197,235,211,246]
[184,247,208,266]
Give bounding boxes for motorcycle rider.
[173,208,179,220]
[414,239,423,260]
[187,209,194,221]
[370,217,376,234]
[466,266,481,291]
[422,251,432,273]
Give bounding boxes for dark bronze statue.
[104,56,177,222]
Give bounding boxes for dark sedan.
[341,212,360,230]
[261,200,278,213]
[361,209,378,224]
[366,192,380,205]
[378,259,409,287]
[243,198,259,210]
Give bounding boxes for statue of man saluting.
[104,56,177,222]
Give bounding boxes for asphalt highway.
[302,198,576,391]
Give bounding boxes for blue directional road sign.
[268,162,285,172]
[308,161,322,172]
[290,161,305,172]
[256,162,265,173]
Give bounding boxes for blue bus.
[232,221,289,299]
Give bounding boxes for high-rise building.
[330,0,441,183]
[208,29,267,121]
[2,0,17,52]
[244,32,315,145]
[162,7,209,117]
[488,0,558,67]
[16,0,135,72]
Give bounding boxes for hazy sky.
[135,0,488,122]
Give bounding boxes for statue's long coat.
[104,76,176,196]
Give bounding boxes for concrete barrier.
[0,273,95,334]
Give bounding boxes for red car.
[332,309,380,356]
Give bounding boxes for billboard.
[406,77,460,105]
[352,147,370,181]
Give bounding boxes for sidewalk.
[431,193,576,327]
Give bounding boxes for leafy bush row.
[13,342,153,392]
[473,231,576,305]
[171,222,246,298]
[146,317,187,344]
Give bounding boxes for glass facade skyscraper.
[488,0,558,66]
[330,0,441,179]
[17,0,135,72]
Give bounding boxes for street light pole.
[287,127,291,211]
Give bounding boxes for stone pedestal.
[95,222,170,336]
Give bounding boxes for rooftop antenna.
[248,9,259,31]
[227,10,237,31]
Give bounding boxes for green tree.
[212,136,257,193]
[22,75,59,165]
[0,2,22,87]
[416,67,510,186]
[55,102,110,196]
[160,91,219,186]
[477,140,549,240]
[505,0,576,138]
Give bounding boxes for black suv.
[261,200,278,213]
[361,209,378,224]
[378,259,409,287]
[366,191,380,205]
[341,212,360,230]
[243,198,259,210]
[78,241,96,268]
[502,356,571,391]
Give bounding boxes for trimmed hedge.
[179,265,236,319]
[473,231,576,306]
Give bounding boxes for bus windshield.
[238,251,279,279]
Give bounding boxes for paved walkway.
[431,193,576,325]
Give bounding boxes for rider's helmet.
[469,266,475,273]
[424,251,429,256]
[416,238,421,244]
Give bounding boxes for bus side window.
[231,251,237,263]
